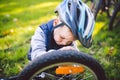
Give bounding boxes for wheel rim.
[113,11,120,27]
[30,62,98,80]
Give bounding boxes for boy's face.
[53,18,76,45]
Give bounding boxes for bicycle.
[14,50,106,80]
[86,0,119,19]
[94,0,120,30]
[94,0,118,18]
[0,50,107,80]
[82,0,101,19]
[109,1,120,30]
[84,0,120,30]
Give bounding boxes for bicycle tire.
[93,0,103,19]
[82,0,102,19]
[17,50,106,80]
[109,1,120,30]
[94,0,118,19]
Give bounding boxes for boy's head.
[53,17,76,46]
[54,0,95,48]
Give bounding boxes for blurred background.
[0,0,120,80]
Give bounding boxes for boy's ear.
[53,18,59,26]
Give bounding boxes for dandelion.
[5,14,10,18]
[13,18,18,22]
[10,29,14,33]
[28,26,33,31]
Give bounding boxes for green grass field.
[0,0,120,79]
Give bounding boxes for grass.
[0,0,62,77]
[0,0,120,79]
[78,13,120,79]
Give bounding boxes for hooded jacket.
[28,20,73,60]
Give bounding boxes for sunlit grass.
[0,0,61,50]
[0,0,62,77]
[0,26,34,49]
[0,0,60,50]
[0,2,60,15]
[0,2,17,8]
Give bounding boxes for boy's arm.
[30,27,79,60]
[31,27,47,60]
[59,41,79,51]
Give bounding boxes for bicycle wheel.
[17,50,106,80]
[105,0,119,18]
[109,1,120,30]
[82,0,102,19]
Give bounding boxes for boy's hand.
[60,46,75,50]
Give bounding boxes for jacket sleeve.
[30,27,79,60]
[31,27,48,60]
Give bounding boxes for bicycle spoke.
[80,75,94,80]
[35,72,58,80]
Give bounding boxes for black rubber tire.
[82,0,102,19]
[109,1,120,30]
[17,50,106,80]
[94,0,117,19]
[92,0,103,19]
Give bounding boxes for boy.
[28,0,95,60]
